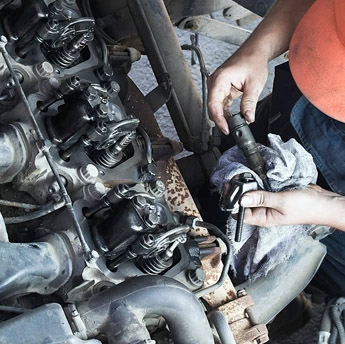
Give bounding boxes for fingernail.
[241,195,253,207]
[223,128,229,135]
[245,110,255,123]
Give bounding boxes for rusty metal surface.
[126,77,268,343]
[217,294,269,343]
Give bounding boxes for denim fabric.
[291,97,345,296]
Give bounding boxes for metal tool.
[227,113,271,191]
[220,172,259,242]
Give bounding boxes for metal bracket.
[217,293,269,344]
[144,73,172,113]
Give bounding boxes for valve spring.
[140,255,172,275]
[92,132,136,168]
[92,148,123,168]
[49,48,79,69]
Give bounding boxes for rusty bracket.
[217,294,269,344]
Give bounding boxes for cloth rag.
[211,134,319,284]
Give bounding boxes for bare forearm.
[323,196,345,231]
[237,0,316,61]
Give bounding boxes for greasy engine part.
[0,0,270,343]
[75,275,214,344]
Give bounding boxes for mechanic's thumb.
[240,83,260,123]
[240,190,275,208]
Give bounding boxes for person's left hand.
[240,185,342,228]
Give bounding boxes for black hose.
[4,200,65,224]
[194,221,231,298]
[76,275,214,344]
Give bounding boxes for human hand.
[207,52,268,135]
[240,185,343,228]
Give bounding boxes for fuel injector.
[226,113,271,191]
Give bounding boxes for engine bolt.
[78,164,99,184]
[140,163,157,183]
[34,61,54,78]
[148,180,165,197]
[95,103,108,119]
[133,195,148,209]
[107,80,121,97]
[145,212,160,227]
[48,1,63,15]
[84,86,98,101]
[86,182,106,200]
[97,64,113,81]
[188,268,206,287]
[88,249,100,264]
[237,289,247,298]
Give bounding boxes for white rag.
[211,134,319,284]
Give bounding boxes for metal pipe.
[0,36,92,259]
[209,311,237,344]
[126,0,210,153]
[0,199,40,210]
[76,275,214,344]
[4,200,65,224]
[0,233,73,301]
[181,44,209,151]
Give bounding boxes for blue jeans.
[291,97,345,296]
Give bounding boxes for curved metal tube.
[76,275,214,344]
[4,200,65,224]
[209,311,237,344]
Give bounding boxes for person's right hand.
[207,52,269,135]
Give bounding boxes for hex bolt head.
[97,64,114,81]
[95,103,108,119]
[133,195,148,209]
[145,212,160,227]
[107,80,121,97]
[84,86,98,101]
[188,268,206,287]
[78,164,99,184]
